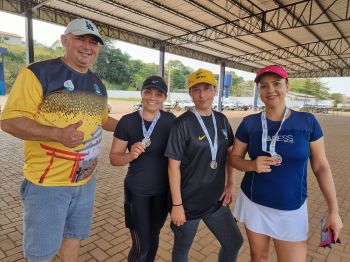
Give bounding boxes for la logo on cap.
[85,21,94,31]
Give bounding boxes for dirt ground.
[1,95,348,128]
[107,98,350,123]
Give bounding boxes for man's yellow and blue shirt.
[1,58,108,186]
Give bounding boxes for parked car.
[256,103,265,111]
[300,104,330,113]
[163,100,177,110]
[212,101,237,111]
[133,102,142,111]
[235,102,251,111]
[223,101,238,110]
[175,99,194,111]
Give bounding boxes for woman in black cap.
[110,75,176,262]
[231,65,342,262]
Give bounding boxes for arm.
[1,117,84,148]
[310,138,343,240]
[168,158,186,226]
[109,137,145,166]
[230,138,277,173]
[102,116,118,132]
[220,146,234,206]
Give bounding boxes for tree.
[330,93,344,107]
[129,60,159,90]
[289,78,330,99]
[4,50,26,90]
[165,60,193,91]
[93,38,132,87]
[238,80,255,97]
[229,72,244,96]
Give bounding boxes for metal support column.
[25,8,34,64]
[159,45,165,78]
[253,83,259,111]
[0,47,8,96]
[217,61,225,112]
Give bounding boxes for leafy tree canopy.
[0,39,346,98]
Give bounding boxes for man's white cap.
[64,18,104,45]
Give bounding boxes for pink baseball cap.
[255,65,288,83]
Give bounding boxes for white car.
[176,99,194,111]
[235,102,251,111]
[163,100,177,110]
[212,101,237,111]
[133,102,142,111]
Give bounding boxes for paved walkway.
[0,112,349,261]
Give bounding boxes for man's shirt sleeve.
[1,67,43,120]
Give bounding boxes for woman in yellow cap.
[165,68,243,262]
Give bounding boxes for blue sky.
[0,11,349,96]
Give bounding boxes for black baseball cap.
[141,76,168,95]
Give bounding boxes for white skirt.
[232,190,308,241]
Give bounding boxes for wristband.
[172,203,183,206]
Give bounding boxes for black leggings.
[124,187,168,262]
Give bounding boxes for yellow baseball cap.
[187,68,217,89]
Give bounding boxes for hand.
[324,212,343,241]
[129,142,145,159]
[58,120,84,148]
[220,183,233,206]
[171,205,186,226]
[253,156,280,173]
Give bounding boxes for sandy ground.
[1,95,349,127]
[108,99,254,119]
[107,98,350,123]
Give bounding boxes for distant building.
[0,31,22,45]
[287,91,317,104]
[50,39,62,49]
[339,96,350,108]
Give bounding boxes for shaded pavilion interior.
[1,0,350,78]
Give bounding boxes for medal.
[142,137,151,148]
[210,160,218,169]
[192,109,218,171]
[141,109,160,149]
[273,154,282,163]
[261,107,289,165]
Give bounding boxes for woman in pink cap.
[230,65,342,261]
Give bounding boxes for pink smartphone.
[319,217,339,247]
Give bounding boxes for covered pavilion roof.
[1,0,350,77]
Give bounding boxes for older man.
[1,18,117,261]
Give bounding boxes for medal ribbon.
[193,109,218,162]
[141,110,160,140]
[261,107,289,157]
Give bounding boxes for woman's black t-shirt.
[165,110,234,220]
[114,110,176,195]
